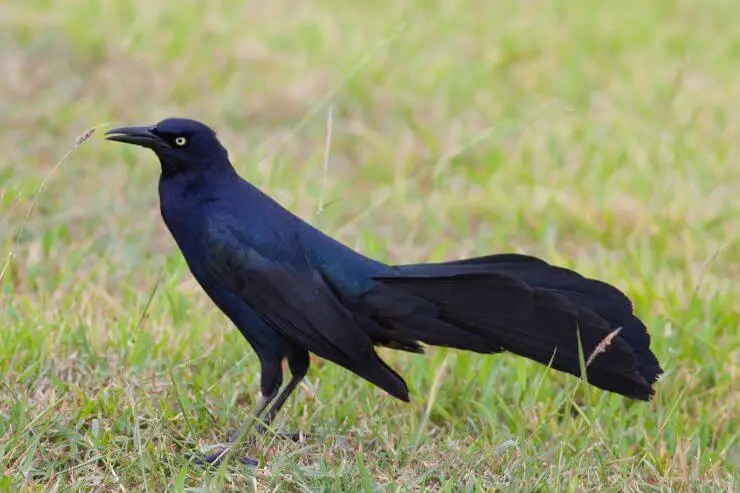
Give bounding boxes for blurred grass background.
[1,0,739,490]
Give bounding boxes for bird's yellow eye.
[174,136,187,147]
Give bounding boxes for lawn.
[1,0,739,490]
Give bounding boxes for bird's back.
[159,169,389,281]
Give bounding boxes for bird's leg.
[196,351,310,466]
[198,392,276,466]
[197,361,283,466]
[253,377,303,439]
[254,350,310,440]
[225,392,274,444]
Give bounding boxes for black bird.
[106,118,662,463]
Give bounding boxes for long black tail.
[370,254,662,400]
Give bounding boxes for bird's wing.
[202,219,409,401]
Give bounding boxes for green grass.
[1,0,739,490]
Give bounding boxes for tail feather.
[368,254,662,400]
[447,255,662,385]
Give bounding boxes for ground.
[1,0,739,491]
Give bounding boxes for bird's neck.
[158,154,235,180]
[159,163,238,198]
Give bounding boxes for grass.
[1,0,739,490]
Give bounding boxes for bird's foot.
[193,445,259,467]
[192,429,309,467]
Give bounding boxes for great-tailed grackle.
[106,118,662,464]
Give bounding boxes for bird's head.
[105,117,230,176]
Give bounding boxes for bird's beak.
[104,125,170,149]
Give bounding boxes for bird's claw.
[193,446,259,467]
[193,429,309,467]
[253,425,308,442]
[239,455,260,466]
[229,426,308,444]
